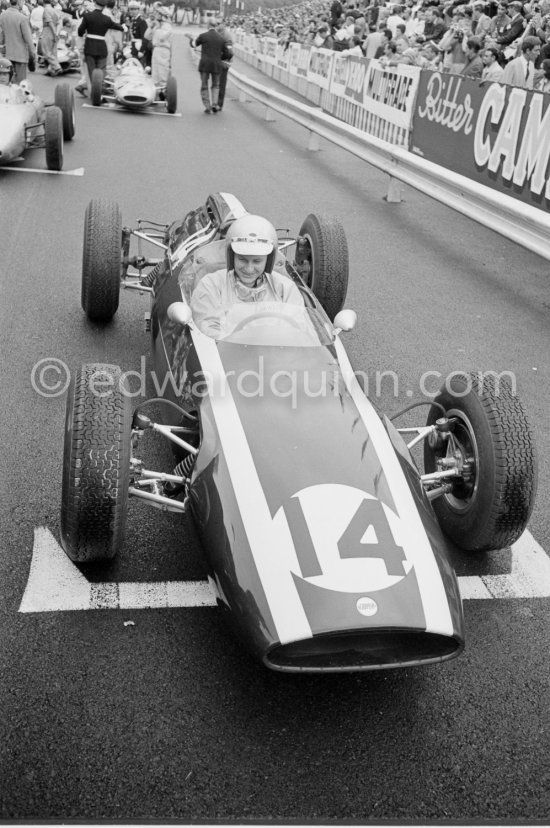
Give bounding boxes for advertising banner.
[411,71,550,211]
[277,45,290,72]
[307,47,334,90]
[261,37,278,66]
[330,53,350,97]
[349,59,419,128]
[288,43,301,77]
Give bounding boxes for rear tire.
[81,199,122,322]
[91,68,103,106]
[60,364,132,563]
[424,371,538,552]
[44,106,64,171]
[166,75,177,113]
[54,83,75,140]
[295,214,349,321]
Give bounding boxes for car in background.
[0,82,75,171]
[90,56,177,113]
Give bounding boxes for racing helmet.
[225,215,278,275]
[0,58,13,84]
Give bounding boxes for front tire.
[44,105,63,171]
[60,364,132,563]
[81,199,122,321]
[54,83,75,140]
[90,68,103,106]
[166,75,177,113]
[424,371,538,552]
[294,214,349,321]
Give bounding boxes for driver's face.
[0,72,10,85]
[234,254,268,286]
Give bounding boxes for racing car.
[0,81,75,171]
[60,192,538,673]
[90,56,177,113]
[37,32,80,74]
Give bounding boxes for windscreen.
[217,302,333,347]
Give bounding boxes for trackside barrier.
[228,68,550,262]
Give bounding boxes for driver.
[0,58,25,102]
[190,214,303,339]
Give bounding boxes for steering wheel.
[230,310,303,333]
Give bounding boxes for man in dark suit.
[77,0,125,94]
[192,17,226,114]
[122,0,148,65]
[215,18,232,112]
[0,0,36,83]
[496,0,526,58]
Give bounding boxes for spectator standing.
[340,33,364,54]
[40,0,61,73]
[77,0,124,90]
[192,17,226,114]
[103,0,122,67]
[460,36,484,76]
[216,16,232,111]
[481,45,505,77]
[471,2,492,40]
[333,13,356,47]
[29,0,44,44]
[423,6,446,41]
[145,4,171,84]
[0,0,36,81]
[404,6,425,38]
[313,21,334,48]
[330,0,343,28]
[394,22,409,48]
[536,56,550,88]
[500,34,540,83]
[386,3,406,36]
[496,0,526,57]
[419,39,442,67]
[374,26,392,57]
[489,1,511,39]
[124,0,147,64]
[363,19,386,56]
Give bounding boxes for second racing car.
[0,60,75,171]
[90,55,177,113]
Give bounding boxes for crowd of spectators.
[0,0,172,85]
[225,0,550,87]
[3,0,550,88]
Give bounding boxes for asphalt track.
[0,26,549,823]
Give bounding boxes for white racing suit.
[190,269,303,339]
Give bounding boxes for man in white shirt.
[501,35,541,87]
[481,45,504,80]
[386,3,406,37]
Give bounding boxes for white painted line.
[458,576,492,600]
[18,527,216,613]
[481,530,550,598]
[82,103,181,117]
[2,166,85,176]
[17,526,550,613]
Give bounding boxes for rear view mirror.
[167,302,192,327]
[333,309,357,334]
